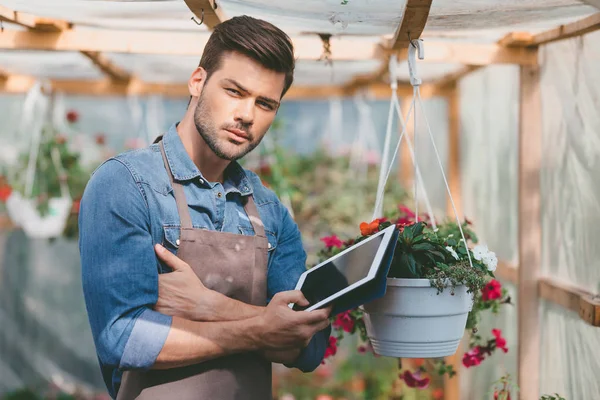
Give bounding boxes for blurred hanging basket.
[0,84,91,239]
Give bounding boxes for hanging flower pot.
[356,216,496,358]
[362,278,472,358]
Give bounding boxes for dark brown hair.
[199,15,295,97]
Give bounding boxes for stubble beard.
[193,93,262,161]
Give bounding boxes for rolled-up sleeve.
[79,159,171,375]
[267,201,331,372]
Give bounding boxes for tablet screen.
[299,235,384,308]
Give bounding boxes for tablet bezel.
[294,224,397,312]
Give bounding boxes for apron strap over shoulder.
[243,196,266,239]
[160,141,193,230]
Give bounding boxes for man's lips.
[226,128,249,140]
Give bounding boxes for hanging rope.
[372,40,473,270]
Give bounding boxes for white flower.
[446,246,459,260]
[447,234,454,238]
[483,252,498,272]
[473,244,488,261]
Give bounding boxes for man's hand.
[154,244,262,321]
[256,291,331,351]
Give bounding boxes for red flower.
[71,199,81,214]
[398,204,416,218]
[400,370,430,389]
[357,345,367,354]
[323,336,337,359]
[66,110,79,123]
[462,346,485,368]
[465,217,473,225]
[432,388,444,400]
[258,163,271,176]
[492,329,509,353]
[376,217,388,224]
[494,390,511,400]
[320,235,343,249]
[360,220,380,236]
[95,134,106,146]
[0,184,12,202]
[482,279,502,301]
[412,358,425,367]
[55,135,67,145]
[333,311,354,333]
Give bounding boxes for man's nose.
[234,99,255,125]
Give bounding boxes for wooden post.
[444,83,462,400]
[400,97,415,188]
[517,64,542,400]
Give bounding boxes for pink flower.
[462,346,485,368]
[320,235,343,249]
[357,345,367,353]
[324,336,338,359]
[333,311,355,333]
[482,279,502,301]
[400,370,430,389]
[492,329,509,353]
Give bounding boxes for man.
[79,15,331,399]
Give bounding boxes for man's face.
[193,52,285,161]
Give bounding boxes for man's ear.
[189,67,208,98]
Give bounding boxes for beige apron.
[117,141,271,400]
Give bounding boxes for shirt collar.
[162,123,253,196]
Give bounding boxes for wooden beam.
[0,29,378,60]
[539,277,600,327]
[517,63,542,400]
[531,13,600,46]
[0,28,210,57]
[433,65,481,90]
[0,5,38,30]
[495,261,519,284]
[184,0,227,30]
[0,73,435,100]
[342,60,388,94]
[80,51,131,83]
[0,5,70,32]
[498,32,535,48]
[389,0,433,50]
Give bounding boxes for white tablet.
[292,224,398,312]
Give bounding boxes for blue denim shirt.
[79,124,330,398]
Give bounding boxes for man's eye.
[226,88,241,95]
[258,101,274,111]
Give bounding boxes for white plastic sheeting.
[538,29,600,399]
[0,0,205,32]
[540,29,600,294]
[457,65,520,399]
[459,65,520,263]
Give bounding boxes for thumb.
[273,290,309,307]
[155,244,189,272]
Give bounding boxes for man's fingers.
[155,244,188,272]
[296,308,331,325]
[273,290,309,307]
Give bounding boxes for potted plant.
[318,204,497,358]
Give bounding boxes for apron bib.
[117,141,271,400]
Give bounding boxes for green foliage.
[11,125,89,218]
[540,395,567,400]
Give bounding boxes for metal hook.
[407,38,424,87]
[191,9,204,26]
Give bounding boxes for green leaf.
[402,227,413,242]
[407,254,418,277]
[413,222,425,237]
[412,242,435,252]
